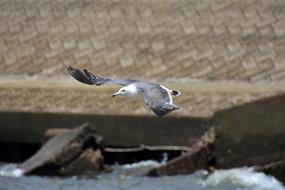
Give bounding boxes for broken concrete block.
[59,148,105,175]
[147,127,215,176]
[18,123,106,176]
[213,94,285,169]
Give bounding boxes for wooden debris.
[18,123,106,175]
[147,127,215,176]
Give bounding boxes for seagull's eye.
[121,90,126,92]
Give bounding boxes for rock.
[18,123,106,175]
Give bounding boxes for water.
[0,163,284,190]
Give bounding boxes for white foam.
[122,153,168,169]
[0,164,24,177]
[201,167,285,190]
[122,160,162,169]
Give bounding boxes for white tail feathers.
[171,90,181,96]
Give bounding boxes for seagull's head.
[112,86,131,97]
[112,85,138,97]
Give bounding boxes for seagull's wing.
[139,84,178,117]
[67,66,138,86]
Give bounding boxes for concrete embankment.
[0,80,285,182]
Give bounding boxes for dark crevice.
[104,149,183,165]
[0,143,40,163]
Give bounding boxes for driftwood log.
[18,123,107,175]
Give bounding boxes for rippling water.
[0,163,284,190]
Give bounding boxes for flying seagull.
[67,66,181,117]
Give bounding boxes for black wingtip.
[67,66,94,85]
[67,66,74,74]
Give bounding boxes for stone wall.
[0,0,285,82]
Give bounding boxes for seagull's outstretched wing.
[139,84,179,117]
[67,66,138,86]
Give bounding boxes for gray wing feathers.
[152,103,178,117]
[141,85,178,117]
[67,66,138,86]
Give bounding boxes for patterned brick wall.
[0,0,285,82]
